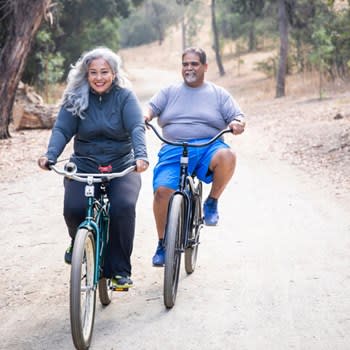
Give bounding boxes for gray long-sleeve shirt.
[46,86,148,172]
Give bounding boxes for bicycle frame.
[171,143,200,250]
[77,181,110,286]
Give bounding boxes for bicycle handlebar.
[145,120,232,147]
[49,163,136,183]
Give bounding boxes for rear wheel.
[70,228,96,350]
[164,194,184,309]
[185,188,202,274]
[98,278,112,306]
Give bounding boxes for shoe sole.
[111,283,133,291]
[152,263,165,267]
[204,221,218,226]
[112,286,131,292]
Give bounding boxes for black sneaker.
[111,275,133,291]
[64,241,74,265]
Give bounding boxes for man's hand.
[229,118,246,135]
[144,107,154,124]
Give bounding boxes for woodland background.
[0,0,349,194]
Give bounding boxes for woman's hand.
[136,159,149,173]
[38,156,50,170]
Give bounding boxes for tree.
[275,0,289,98]
[211,0,225,75]
[0,0,52,139]
[223,0,266,52]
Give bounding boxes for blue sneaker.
[203,197,219,226]
[152,240,165,267]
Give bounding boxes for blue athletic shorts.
[153,138,230,192]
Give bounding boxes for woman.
[38,47,149,289]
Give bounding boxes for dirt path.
[1,42,350,349]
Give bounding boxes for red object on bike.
[98,165,112,173]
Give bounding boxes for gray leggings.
[63,171,141,278]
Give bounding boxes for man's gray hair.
[182,47,207,64]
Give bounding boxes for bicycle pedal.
[113,287,129,292]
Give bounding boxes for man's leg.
[152,186,175,266]
[208,148,236,198]
[153,186,174,240]
[204,148,236,225]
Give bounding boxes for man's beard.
[184,72,197,84]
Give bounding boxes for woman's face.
[87,58,115,94]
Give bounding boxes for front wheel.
[164,194,184,309]
[70,228,96,350]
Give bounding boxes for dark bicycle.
[146,121,232,308]
[50,159,135,350]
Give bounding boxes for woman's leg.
[104,172,141,278]
[63,179,86,239]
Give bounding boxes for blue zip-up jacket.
[46,85,148,172]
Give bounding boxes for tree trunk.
[248,16,257,52]
[13,82,58,130]
[276,0,288,98]
[211,0,225,76]
[0,0,51,139]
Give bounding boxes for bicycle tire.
[184,185,203,274]
[164,194,184,308]
[98,278,112,306]
[70,228,96,350]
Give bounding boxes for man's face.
[181,52,208,87]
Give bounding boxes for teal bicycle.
[50,159,135,350]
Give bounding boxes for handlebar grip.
[46,159,56,170]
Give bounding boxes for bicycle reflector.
[64,162,77,174]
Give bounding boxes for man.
[145,47,245,267]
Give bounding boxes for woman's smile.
[88,58,115,94]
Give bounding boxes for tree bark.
[0,0,51,139]
[211,0,225,76]
[276,0,288,98]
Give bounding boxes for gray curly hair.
[61,47,130,118]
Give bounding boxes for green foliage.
[36,51,65,102]
[254,56,277,77]
[119,0,182,48]
[217,0,276,52]
[120,11,159,47]
[182,0,204,47]
[309,28,335,67]
[22,0,143,87]
[216,0,349,81]
[82,18,120,52]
